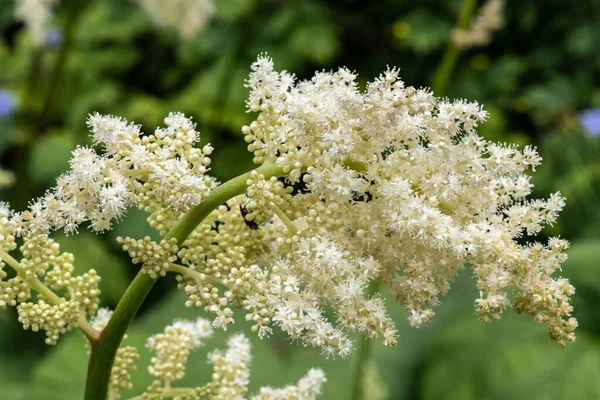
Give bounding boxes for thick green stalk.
[431,0,478,96]
[83,164,285,400]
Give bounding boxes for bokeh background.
[1,0,600,399]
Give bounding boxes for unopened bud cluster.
[139,318,326,400]
[117,237,178,279]
[0,204,101,344]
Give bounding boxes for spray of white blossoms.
[452,0,504,49]
[0,55,576,364]
[135,0,215,40]
[124,317,325,400]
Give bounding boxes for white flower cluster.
[0,55,576,359]
[252,368,327,400]
[135,0,215,40]
[141,318,326,400]
[14,111,213,235]
[0,203,100,345]
[452,0,504,49]
[171,55,575,355]
[146,317,213,385]
[16,0,57,45]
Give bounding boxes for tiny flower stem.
[0,248,99,341]
[122,169,150,178]
[126,387,198,400]
[272,204,298,235]
[431,0,478,96]
[342,158,368,173]
[168,263,204,282]
[84,163,286,400]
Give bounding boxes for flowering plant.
[0,54,576,399]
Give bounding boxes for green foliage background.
[0,0,599,398]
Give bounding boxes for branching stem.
[0,248,99,341]
[84,163,285,400]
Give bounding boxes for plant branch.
[272,204,298,234]
[0,248,99,341]
[83,163,285,400]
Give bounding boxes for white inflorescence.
[146,318,214,385]
[135,0,216,40]
[141,318,327,399]
[0,56,577,359]
[252,368,327,400]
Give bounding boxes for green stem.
[83,163,285,400]
[272,204,298,234]
[351,282,381,400]
[431,0,478,96]
[168,263,205,282]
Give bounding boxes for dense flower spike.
[0,56,576,360]
[0,202,100,344]
[140,318,326,400]
[167,55,574,355]
[252,368,327,400]
[146,318,214,385]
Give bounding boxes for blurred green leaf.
[397,11,451,55]
[420,314,600,400]
[54,232,130,304]
[29,133,75,184]
[288,24,339,65]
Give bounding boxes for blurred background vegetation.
[1,0,600,399]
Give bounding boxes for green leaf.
[420,314,600,400]
[29,133,76,184]
[288,24,339,65]
[396,11,452,55]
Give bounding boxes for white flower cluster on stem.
[0,55,576,362]
[138,318,326,400]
